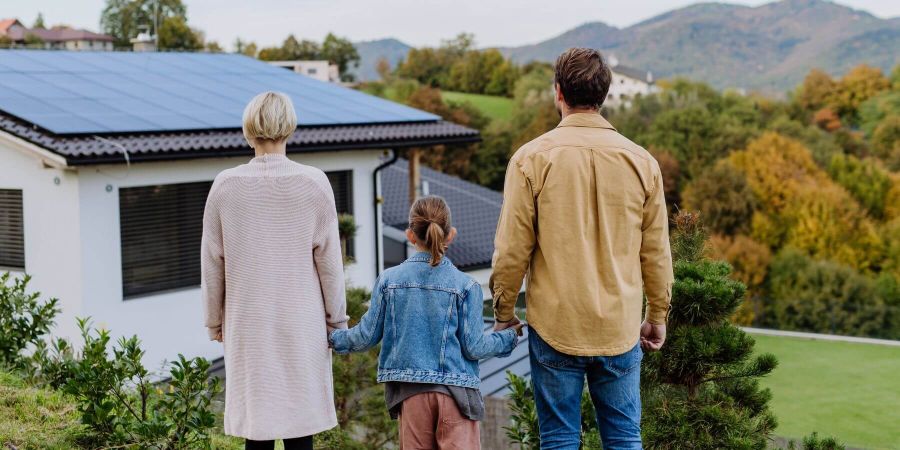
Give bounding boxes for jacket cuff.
[646,305,669,325]
[330,329,350,354]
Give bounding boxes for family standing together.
[201,47,674,450]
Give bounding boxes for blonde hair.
[242,91,297,147]
[409,196,452,267]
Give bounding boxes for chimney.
[131,31,156,52]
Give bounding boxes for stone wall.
[481,395,515,450]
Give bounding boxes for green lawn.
[441,91,513,121]
[752,334,900,450]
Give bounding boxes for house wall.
[606,73,658,107]
[0,140,83,340]
[11,149,384,368]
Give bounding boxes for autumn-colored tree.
[729,133,883,271]
[682,161,756,235]
[831,65,891,125]
[709,234,773,325]
[375,57,392,81]
[812,108,841,131]
[793,69,838,113]
[871,115,900,170]
[649,148,681,208]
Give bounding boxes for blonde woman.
[201,91,348,450]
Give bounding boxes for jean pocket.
[530,332,575,368]
[606,344,643,377]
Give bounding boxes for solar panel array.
[0,50,439,134]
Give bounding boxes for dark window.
[119,181,212,299]
[326,170,354,257]
[0,189,25,271]
[383,235,407,269]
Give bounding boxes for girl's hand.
[214,330,223,343]
[511,322,526,337]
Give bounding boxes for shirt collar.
[556,112,617,131]
[406,251,452,266]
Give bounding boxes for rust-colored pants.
[398,392,480,449]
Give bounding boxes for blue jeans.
[529,330,643,450]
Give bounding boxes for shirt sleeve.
[459,282,518,360]
[314,184,349,331]
[201,183,225,340]
[489,157,537,322]
[641,163,674,325]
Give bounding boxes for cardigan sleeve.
[314,181,349,331]
[201,181,226,340]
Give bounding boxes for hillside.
[350,38,412,81]
[499,0,899,93]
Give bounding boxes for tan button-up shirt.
[490,112,673,356]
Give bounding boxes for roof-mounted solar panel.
[0,50,439,134]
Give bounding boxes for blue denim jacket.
[330,252,518,388]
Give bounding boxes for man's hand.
[495,316,521,332]
[640,321,666,352]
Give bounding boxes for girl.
[330,195,522,449]
[202,91,348,450]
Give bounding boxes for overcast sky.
[5,0,899,50]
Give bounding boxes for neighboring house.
[0,18,114,51]
[0,49,478,367]
[606,58,658,108]
[269,60,341,83]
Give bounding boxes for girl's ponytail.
[409,196,452,267]
[425,221,446,267]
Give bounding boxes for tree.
[641,211,778,449]
[101,0,189,48]
[827,153,892,219]
[321,33,360,82]
[682,161,756,235]
[649,148,681,208]
[33,13,46,29]
[871,115,900,170]
[204,41,223,53]
[375,57,392,81]
[157,15,202,51]
[793,69,837,113]
[708,234,772,325]
[767,249,893,338]
[23,33,44,47]
[831,65,891,125]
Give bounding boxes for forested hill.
[500,0,898,93]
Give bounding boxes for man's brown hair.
[554,48,612,110]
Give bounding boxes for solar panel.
[0,50,439,134]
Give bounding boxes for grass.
[0,371,85,450]
[442,91,514,121]
[752,334,900,450]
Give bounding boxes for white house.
[605,57,659,108]
[0,49,478,368]
[269,60,341,83]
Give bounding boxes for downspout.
[372,149,399,277]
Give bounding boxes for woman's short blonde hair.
[242,91,298,147]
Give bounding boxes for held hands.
[640,321,666,352]
[494,316,526,337]
[214,330,223,343]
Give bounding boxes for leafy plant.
[787,432,846,450]
[0,272,60,371]
[505,371,539,450]
[30,318,221,449]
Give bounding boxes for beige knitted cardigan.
[201,154,348,440]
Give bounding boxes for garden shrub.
[0,272,59,371]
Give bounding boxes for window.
[326,170,354,257]
[119,181,211,298]
[119,171,353,298]
[307,68,318,75]
[383,236,407,269]
[0,189,25,271]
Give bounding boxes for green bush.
[0,272,59,371]
[787,432,846,450]
[30,318,221,449]
[766,249,896,339]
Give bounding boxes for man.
[490,48,674,450]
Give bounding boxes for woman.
[201,91,348,450]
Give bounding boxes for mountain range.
[352,0,899,93]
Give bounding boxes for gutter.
[372,149,399,277]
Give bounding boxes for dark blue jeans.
[529,330,643,450]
